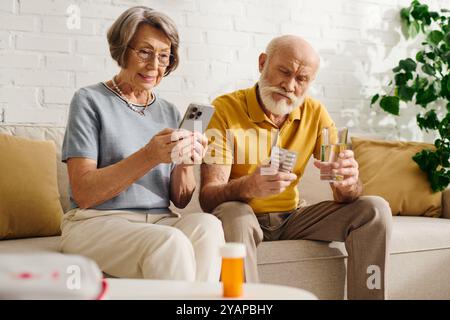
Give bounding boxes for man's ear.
[258,53,267,73]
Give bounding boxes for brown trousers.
[212,196,392,300]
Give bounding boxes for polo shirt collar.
[247,83,302,124]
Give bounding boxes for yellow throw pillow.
[351,137,441,217]
[0,134,63,239]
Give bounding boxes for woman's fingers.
[193,131,208,147]
[170,129,192,142]
[171,135,206,164]
[157,128,175,136]
[177,137,203,153]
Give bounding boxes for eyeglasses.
[128,46,173,67]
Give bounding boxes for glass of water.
[320,127,349,181]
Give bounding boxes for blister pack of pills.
[270,146,298,173]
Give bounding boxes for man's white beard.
[258,77,306,116]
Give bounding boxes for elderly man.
[200,35,392,300]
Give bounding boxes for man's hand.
[243,164,297,199]
[314,149,362,202]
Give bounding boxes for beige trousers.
[60,209,225,282]
[212,196,392,299]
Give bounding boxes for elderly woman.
[60,6,224,281]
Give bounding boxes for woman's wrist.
[142,145,159,167]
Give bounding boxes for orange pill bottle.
[220,243,246,298]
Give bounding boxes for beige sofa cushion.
[257,216,450,264]
[352,137,441,217]
[0,236,61,253]
[0,125,70,213]
[0,134,63,239]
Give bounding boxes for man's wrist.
[351,179,363,197]
[337,180,362,202]
[331,184,354,203]
[346,183,359,197]
[237,176,252,201]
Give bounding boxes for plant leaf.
[442,151,450,167]
[395,73,408,85]
[422,64,435,75]
[398,85,415,101]
[399,58,417,72]
[380,96,400,115]
[411,3,428,20]
[429,11,439,21]
[416,51,425,62]
[413,76,428,90]
[445,51,450,65]
[425,51,435,59]
[400,7,410,21]
[443,76,450,99]
[370,94,380,106]
[416,86,437,107]
[445,32,450,45]
[408,21,420,38]
[428,30,444,45]
[423,110,440,129]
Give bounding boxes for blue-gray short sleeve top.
[62,83,181,212]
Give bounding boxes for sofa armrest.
[443,188,450,219]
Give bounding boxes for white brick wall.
[0,0,15,13]
[16,34,71,52]
[0,0,448,142]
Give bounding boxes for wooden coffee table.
[105,279,317,300]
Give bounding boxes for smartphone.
[178,103,215,133]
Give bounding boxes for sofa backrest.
[0,124,335,214]
[1,124,448,218]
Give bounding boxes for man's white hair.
[264,35,320,69]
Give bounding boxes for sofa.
[1,124,449,300]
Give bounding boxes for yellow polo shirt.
[205,84,335,214]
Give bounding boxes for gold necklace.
[112,76,150,116]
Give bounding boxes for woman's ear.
[258,53,267,73]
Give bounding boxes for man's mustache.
[262,86,297,103]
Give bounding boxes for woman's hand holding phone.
[143,128,208,166]
[170,129,208,165]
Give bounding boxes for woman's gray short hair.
[107,6,179,76]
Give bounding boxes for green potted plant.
[371,0,449,192]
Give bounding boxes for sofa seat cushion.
[389,216,450,254]
[257,239,346,265]
[0,236,61,253]
[257,216,450,264]
[2,219,450,268]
